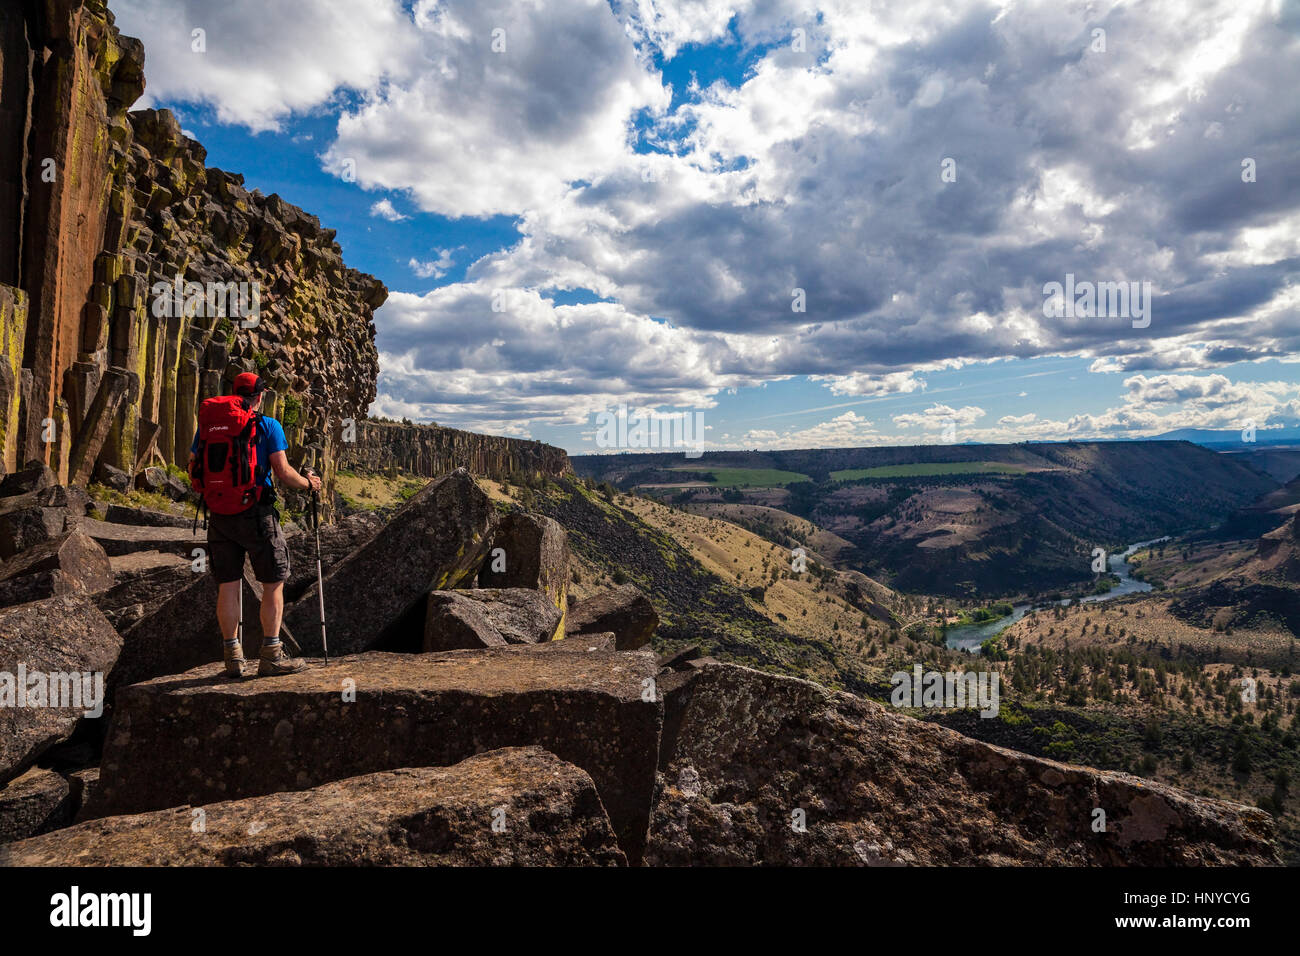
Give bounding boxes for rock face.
[0,531,114,607]
[0,494,69,559]
[338,419,569,484]
[102,503,191,528]
[0,462,56,498]
[0,596,121,785]
[67,513,203,557]
[105,110,386,516]
[0,1,385,515]
[2,747,625,866]
[87,649,663,861]
[424,589,563,651]
[282,511,383,603]
[1171,513,1300,637]
[646,663,1279,866]
[90,553,188,632]
[567,583,659,650]
[478,512,570,640]
[109,567,283,692]
[0,766,74,844]
[0,1,143,476]
[284,469,497,655]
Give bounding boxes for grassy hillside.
[577,441,1278,598]
[485,474,913,693]
[830,462,1034,480]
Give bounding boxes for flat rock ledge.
[1,747,624,866]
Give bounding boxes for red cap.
[233,372,265,396]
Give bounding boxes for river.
[943,537,1169,652]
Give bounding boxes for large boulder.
[423,589,563,651]
[88,648,662,862]
[566,583,659,650]
[93,462,131,493]
[0,597,121,785]
[283,511,384,603]
[134,466,191,502]
[3,748,625,866]
[103,503,192,528]
[108,568,290,693]
[91,553,190,632]
[478,512,569,639]
[284,468,497,655]
[0,487,91,562]
[0,766,73,844]
[645,663,1279,866]
[0,533,115,608]
[64,515,198,558]
[0,461,56,498]
[0,491,68,560]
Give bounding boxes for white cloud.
[322,0,670,218]
[112,0,416,131]
[409,249,456,279]
[370,199,408,222]
[893,404,986,430]
[814,371,927,397]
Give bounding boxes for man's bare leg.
[257,580,304,675]
[217,580,245,677]
[259,581,284,643]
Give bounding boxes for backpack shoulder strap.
[251,412,270,486]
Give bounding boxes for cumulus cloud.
[370,199,408,222]
[893,404,986,430]
[385,0,1296,428]
[321,0,669,218]
[813,371,927,397]
[409,249,456,279]
[371,283,751,432]
[112,0,416,130]
[736,411,883,450]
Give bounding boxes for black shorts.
[208,504,291,584]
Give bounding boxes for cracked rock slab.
[88,648,662,862]
[646,663,1279,866]
[1,747,625,866]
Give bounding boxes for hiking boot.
[223,644,247,679]
[257,645,306,677]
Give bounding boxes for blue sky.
[112,0,1299,454]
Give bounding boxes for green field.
[671,466,812,488]
[830,461,1030,480]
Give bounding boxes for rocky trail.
[0,464,1280,866]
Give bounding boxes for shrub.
[281,395,302,428]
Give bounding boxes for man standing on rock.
[188,372,322,678]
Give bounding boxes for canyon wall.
[0,0,383,511]
[338,420,570,482]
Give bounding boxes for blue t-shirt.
[192,415,288,490]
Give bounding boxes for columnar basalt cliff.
[338,419,570,482]
[0,0,384,508]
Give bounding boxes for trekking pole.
[305,467,329,664]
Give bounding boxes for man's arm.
[269,451,321,492]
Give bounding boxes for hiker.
[188,372,322,678]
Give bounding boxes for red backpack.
[190,395,263,515]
